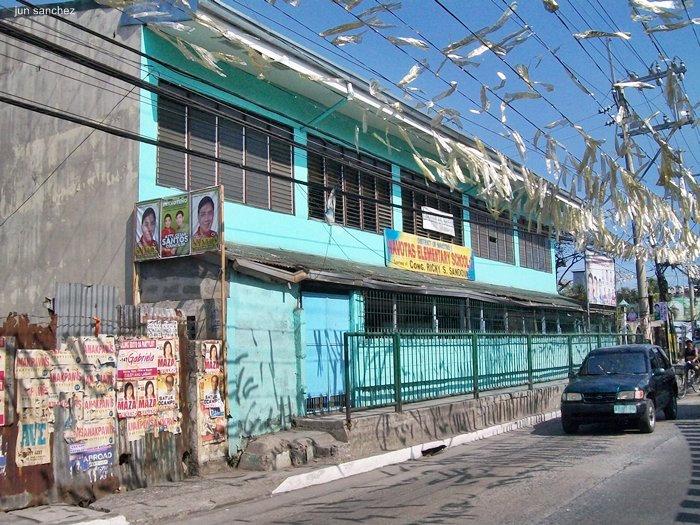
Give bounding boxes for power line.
[0,86,556,238]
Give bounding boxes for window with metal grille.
[518,219,552,272]
[469,198,514,264]
[307,135,392,233]
[401,170,464,245]
[156,83,293,214]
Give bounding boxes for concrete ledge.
[237,430,350,471]
[294,383,566,457]
[274,409,561,494]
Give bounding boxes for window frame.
[469,198,515,265]
[518,218,552,273]
[306,135,393,234]
[155,82,295,214]
[401,169,464,246]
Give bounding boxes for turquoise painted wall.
[226,273,304,454]
[138,28,558,293]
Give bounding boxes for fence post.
[596,333,602,348]
[471,333,479,399]
[392,332,402,413]
[526,335,534,390]
[567,335,574,376]
[344,332,351,427]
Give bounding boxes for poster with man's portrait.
[190,188,220,254]
[134,201,160,261]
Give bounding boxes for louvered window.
[156,96,186,191]
[469,198,514,264]
[307,135,392,233]
[518,219,552,272]
[155,82,293,214]
[401,170,463,245]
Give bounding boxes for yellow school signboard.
[384,229,475,280]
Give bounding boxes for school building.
[0,0,614,456]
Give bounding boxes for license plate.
[613,404,637,414]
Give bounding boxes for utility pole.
[610,59,693,344]
[690,275,696,338]
[614,84,651,341]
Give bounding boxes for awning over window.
[225,243,585,312]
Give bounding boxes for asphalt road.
[182,397,700,525]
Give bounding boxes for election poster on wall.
[16,421,51,467]
[585,250,616,307]
[198,373,226,444]
[116,336,182,439]
[133,186,222,261]
[160,194,190,258]
[190,188,221,254]
[201,341,222,374]
[0,337,10,426]
[134,200,160,261]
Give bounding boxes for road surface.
[180,397,700,524]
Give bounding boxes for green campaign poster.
[160,194,190,258]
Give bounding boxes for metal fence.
[341,331,643,417]
[361,290,615,335]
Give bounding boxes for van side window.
[650,350,664,370]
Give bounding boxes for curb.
[272,410,561,494]
[78,517,130,525]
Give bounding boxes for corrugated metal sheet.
[54,282,120,338]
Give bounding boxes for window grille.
[469,198,514,264]
[156,83,294,214]
[518,219,552,272]
[401,170,464,245]
[307,135,392,233]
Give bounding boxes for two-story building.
[0,0,613,456]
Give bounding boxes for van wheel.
[664,396,678,420]
[640,400,656,433]
[562,418,578,434]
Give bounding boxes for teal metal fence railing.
[342,332,642,419]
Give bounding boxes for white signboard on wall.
[421,207,455,237]
[585,250,616,307]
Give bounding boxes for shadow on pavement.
[674,400,700,524]
[267,418,618,524]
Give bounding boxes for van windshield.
[582,352,648,375]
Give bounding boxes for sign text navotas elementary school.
[384,229,474,280]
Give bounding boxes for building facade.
[0,0,614,457]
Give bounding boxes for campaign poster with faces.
[134,201,160,261]
[190,188,220,254]
[201,341,222,374]
[160,194,190,258]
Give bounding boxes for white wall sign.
[421,207,455,237]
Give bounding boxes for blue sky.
[2,0,697,288]
[227,0,699,288]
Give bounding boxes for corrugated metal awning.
[225,244,584,312]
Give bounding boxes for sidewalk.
[3,382,565,524]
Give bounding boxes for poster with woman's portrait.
[116,381,137,418]
[157,339,178,375]
[134,201,160,261]
[190,188,220,254]
[137,379,158,416]
[201,341,222,374]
